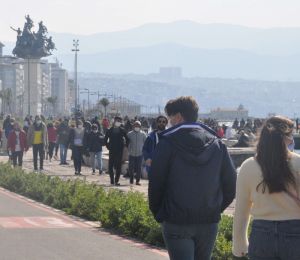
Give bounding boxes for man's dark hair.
[156,115,168,123]
[164,96,199,122]
[91,123,98,130]
[114,116,122,121]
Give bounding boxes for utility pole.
[72,39,79,111]
[84,88,90,111]
[27,58,30,115]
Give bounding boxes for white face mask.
[115,122,121,127]
[36,120,42,125]
[93,130,98,133]
[78,125,83,129]
[134,127,140,132]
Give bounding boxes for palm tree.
[46,96,58,115]
[98,98,110,117]
[0,88,13,114]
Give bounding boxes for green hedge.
[0,164,235,259]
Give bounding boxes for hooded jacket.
[148,122,236,224]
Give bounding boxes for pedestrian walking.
[27,115,48,171]
[47,122,57,161]
[148,96,236,260]
[127,121,147,185]
[53,120,60,160]
[69,120,85,175]
[91,116,101,131]
[86,124,105,174]
[104,116,129,185]
[23,116,31,133]
[7,122,28,167]
[57,118,70,165]
[3,114,13,139]
[102,117,110,134]
[3,115,15,160]
[233,116,300,260]
[142,115,168,174]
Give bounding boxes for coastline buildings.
[209,105,249,121]
[0,42,71,117]
[0,43,25,116]
[49,61,69,115]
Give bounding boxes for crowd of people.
[1,113,170,186]
[1,96,300,260]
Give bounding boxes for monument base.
[23,59,42,117]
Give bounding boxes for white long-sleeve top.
[233,153,300,257]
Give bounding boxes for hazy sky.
[1,0,300,41]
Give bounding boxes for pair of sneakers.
[130,180,141,186]
[92,169,104,175]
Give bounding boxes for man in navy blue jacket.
[148,96,236,260]
[142,115,168,174]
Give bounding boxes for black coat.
[87,131,105,153]
[104,127,129,155]
[148,125,237,224]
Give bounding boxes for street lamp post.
[84,88,90,111]
[72,39,79,111]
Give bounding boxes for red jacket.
[102,118,110,129]
[217,128,224,138]
[47,126,57,143]
[7,130,28,152]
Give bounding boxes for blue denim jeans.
[249,220,300,260]
[59,144,68,163]
[162,222,218,260]
[89,151,102,171]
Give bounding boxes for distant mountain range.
[3,20,300,80]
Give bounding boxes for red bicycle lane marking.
[0,188,89,228]
[0,216,76,228]
[0,188,169,257]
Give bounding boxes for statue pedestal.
[24,59,42,117]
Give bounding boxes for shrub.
[0,163,237,258]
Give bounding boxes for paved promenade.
[0,148,149,194]
[0,187,168,259]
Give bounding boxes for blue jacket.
[148,123,237,224]
[142,130,160,161]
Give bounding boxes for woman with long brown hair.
[233,116,300,260]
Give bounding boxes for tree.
[0,88,13,114]
[46,96,58,115]
[98,98,110,117]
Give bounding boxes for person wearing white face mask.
[127,121,147,185]
[86,124,105,175]
[69,120,85,175]
[27,115,48,172]
[104,116,129,185]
